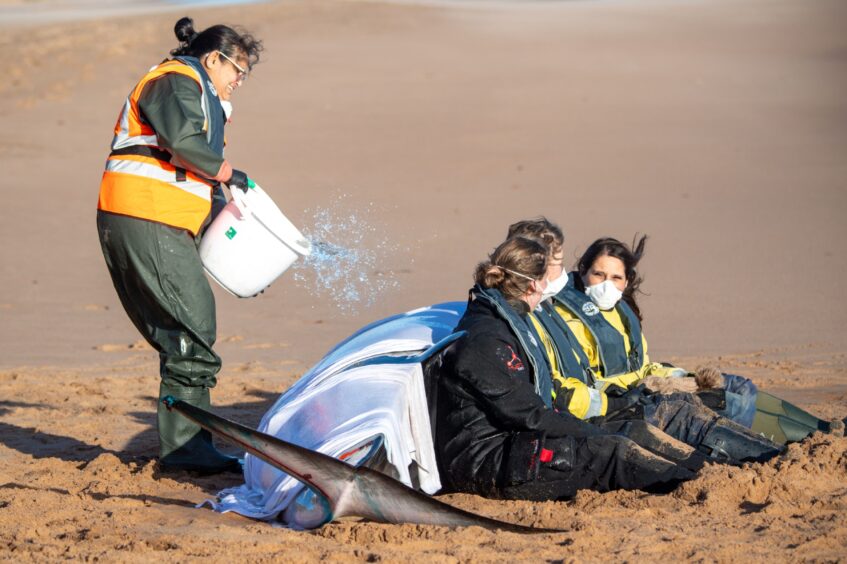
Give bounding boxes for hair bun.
[483,265,506,287]
[174,17,197,44]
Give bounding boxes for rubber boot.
[697,418,784,464]
[751,391,832,445]
[157,382,242,473]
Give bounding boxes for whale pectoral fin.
[162,397,564,533]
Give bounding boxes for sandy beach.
[1,0,846,559]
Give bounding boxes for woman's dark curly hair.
[171,17,263,70]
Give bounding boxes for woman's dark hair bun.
[174,17,197,44]
[170,18,263,66]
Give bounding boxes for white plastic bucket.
[199,184,311,298]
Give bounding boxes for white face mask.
[541,270,568,301]
[221,100,233,121]
[584,280,623,310]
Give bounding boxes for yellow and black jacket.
[527,304,611,419]
[552,274,682,391]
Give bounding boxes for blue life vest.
[472,286,553,407]
[534,303,596,387]
[552,273,644,377]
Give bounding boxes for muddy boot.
[602,419,708,472]
[157,382,242,474]
[698,418,784,464]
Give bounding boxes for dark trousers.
[96,211,221,388]
[498,433,694,501]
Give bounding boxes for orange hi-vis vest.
[98,59,222,235]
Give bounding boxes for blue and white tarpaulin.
[208,302,466,527]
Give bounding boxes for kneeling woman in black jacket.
[434,236,696,501]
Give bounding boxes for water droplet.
[292,193,404,315]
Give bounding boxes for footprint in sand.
[243,342,290,350]
[220,335,244,343]
[93,339,152,352]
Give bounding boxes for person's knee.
[583,433,639,461]
[648,398,696,426]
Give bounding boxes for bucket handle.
[230,184,250,219]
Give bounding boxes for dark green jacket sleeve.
[137,73,225,180]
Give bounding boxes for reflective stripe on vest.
[552,274,644,377]
[104,157,212,199]
[472,286,553,407]
[98,58,223,235]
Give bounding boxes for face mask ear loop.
[495,265,546,301]
[499,266,535,282]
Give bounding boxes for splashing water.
[292,195,404,314]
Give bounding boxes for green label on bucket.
[225,226,237,240]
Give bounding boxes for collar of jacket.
[470,285,553,407]
[536,302,595,386]
[175,56,226,156]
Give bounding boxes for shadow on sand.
[0,388,283,498]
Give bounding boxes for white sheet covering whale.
[208,302,466,528]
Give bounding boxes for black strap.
[110,145,172,162]
[110,145,187,182]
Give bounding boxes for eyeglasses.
[217,50,248,81]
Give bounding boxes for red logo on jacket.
[498,344,525,372]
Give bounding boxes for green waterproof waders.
[97,211,240,472]
[752,391,834,445]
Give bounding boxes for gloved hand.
[606,385,649,416]
[549,409,606,438]
[604,384,630,397]
[226,169,254,193]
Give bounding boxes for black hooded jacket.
[434,293,602,496]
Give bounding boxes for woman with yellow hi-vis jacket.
[553,232,837,445]
[96,17,262,473]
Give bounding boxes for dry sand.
[1,0,846,560]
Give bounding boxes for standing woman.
[96,17,262,473]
